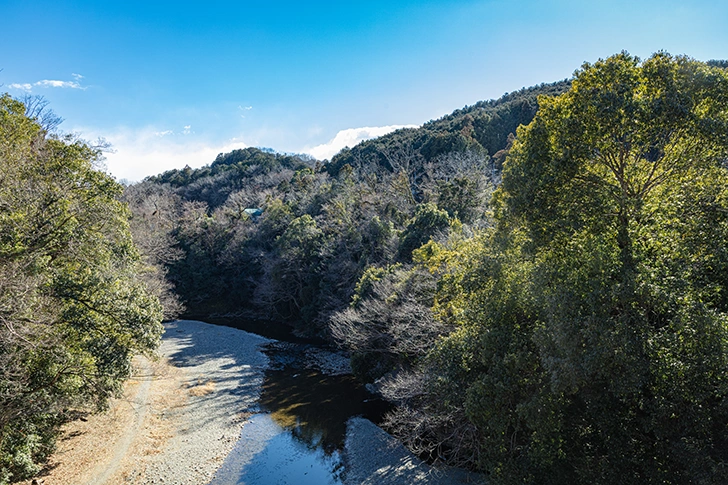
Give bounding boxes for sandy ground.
[21,320,271,485]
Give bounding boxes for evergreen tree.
[0,95,163,483]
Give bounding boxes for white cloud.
[306,125,417,161]
[182,125,192,135]
[7,77,86,92]
[78,127,247,182]
[8,83,32,92]
[71,73,84,81]
[36,79,83,89]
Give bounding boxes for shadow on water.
[203,316,324,345]
[260,366,390,454]
[207,318,391,485]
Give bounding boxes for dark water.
[202,316,324,345]
[207,318,390,485]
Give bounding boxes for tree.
[397,203,450,261]
[0,94,163,483]
[420,53,728,483]
[121,181,185,319]
[330,264,446,381]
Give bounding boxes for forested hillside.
[127,79,570,336]
[126,53,728,483]
[326,80,570,177]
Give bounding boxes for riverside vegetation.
[0,95,167,483]
[3,52,728,484]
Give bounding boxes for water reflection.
[210,413,344,485]
[260,367,387,454]
[208,339,390,484]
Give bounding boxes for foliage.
[0,94,163,483]
[331,264,446,381]
[397,203,451,261]
[115,50,728,482]
[146,147,314,208]
[707,59,728,69]
[127,77,548,333]
[143,145,491,335]
[419,53,728,483]
[121,182,185,319]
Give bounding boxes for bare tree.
[122,182,185,318]
[330,266,450,364]
[18,94,63,133]
[381,141,426,204]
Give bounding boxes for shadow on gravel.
[344,418,484,485]
[161,320,272,435]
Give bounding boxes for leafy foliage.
[119,53,728,482]
[0,95,163,483]
[707,59,728,69]
[417,53,728,483]
[326,80,570,177]
[131,84,556,332]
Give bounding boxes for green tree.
[0,94,163,483]
[397,202,450,261]
[422,53,728,483]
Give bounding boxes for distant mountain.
[326,79,571,176]
[141,80,571,212]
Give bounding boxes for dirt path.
[20,354,187,485]
[22,320,271,485]
[82,357,154,485]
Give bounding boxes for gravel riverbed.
[137,320,273,484]
[150,320,482,485]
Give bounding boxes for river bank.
[21,320,271,485]
[22,320,481,485]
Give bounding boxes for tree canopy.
[416,52,728,484]
[0,94,163,484]
[111,52,728,484]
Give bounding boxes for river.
[204,318,391,485]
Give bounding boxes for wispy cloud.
[306,125,417,161]
[7,76,86,92]
[79,126,247,182]
[36,80,83,89]
[153,125,193,137]
[8,83,32,92]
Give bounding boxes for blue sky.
[2,0,726,181]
